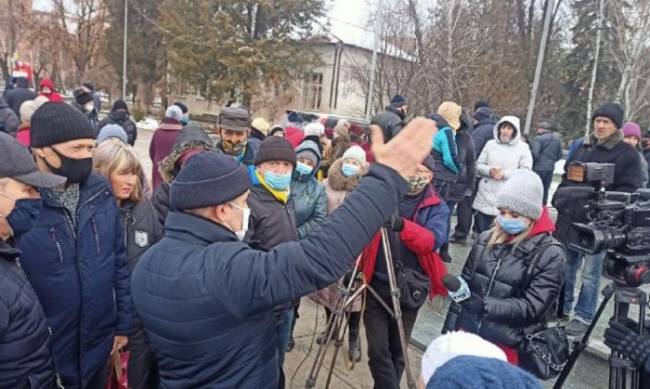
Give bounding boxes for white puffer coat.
[472,116,533,216]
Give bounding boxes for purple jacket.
[149,118,183,190]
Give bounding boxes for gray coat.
[531,131,563,172]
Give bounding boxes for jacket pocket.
[49,227,64,264]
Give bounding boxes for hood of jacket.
[109,109,130,123]
[528,207,555,237]
[15,77,29,89]
[159,127,213,183]
[327,158,369,191]
[385,105,406,120]
[493,116,522,146]
[39,78,55,91]
[293,140,322,182]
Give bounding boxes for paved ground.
[133,127,619,388]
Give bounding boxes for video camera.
[563,162,650,287]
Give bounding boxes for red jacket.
[38,78,63,103]
[360,190,448,298]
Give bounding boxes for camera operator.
[553,102,644,336]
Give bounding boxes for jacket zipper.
[90,218,101,254]
[49,227,64,264]
[476,246,507,333]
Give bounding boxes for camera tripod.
[304,227,417,389]
[553,283,647,389]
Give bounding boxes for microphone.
[442,274,471,303]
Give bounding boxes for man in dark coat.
[19,102,133,388]
[98,99,138,145]
[214,106,261,168]
[471,106,497,157]
[531,121,563,204]
[130,118,438,389]
[82,82,102,112]
[5,76,36,117]
[0,96,19,137]
[0,132,66,389]
[72,88,99,132]
[372,94,408,141]
[553,102,643,336]
[246,137,298,369]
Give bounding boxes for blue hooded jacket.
[290,140,327,239]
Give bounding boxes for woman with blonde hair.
[443,170,564,369]
[93,139,163,389]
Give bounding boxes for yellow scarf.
[255,170,290,204]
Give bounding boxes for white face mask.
[228,202,250,241]
[84,102,94,112]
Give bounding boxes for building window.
[304,72,323,110]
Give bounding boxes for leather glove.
[604,321,650,367]
[460,294,484,315]
[385,216,404,232]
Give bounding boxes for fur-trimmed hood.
[326,158,369,192]
[159,124,213,183]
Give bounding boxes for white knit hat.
[420,332,507,386]
[495,170,544,220]
[19,96,48,123]
[165,105,183,120]
[342,145,366,164]
[304,122,325,137]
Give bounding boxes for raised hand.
[371,117,438,179]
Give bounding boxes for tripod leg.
[380,227,417,389]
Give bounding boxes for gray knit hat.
[495,170,544,220]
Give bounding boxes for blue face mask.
[341,163,360,178]
[264,171,292,191]
[5,198,42,237]
[496,215,529,235]
[295,161,314,176]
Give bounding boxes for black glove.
[385,216,404,232]
[604,321,650,367]
[460,294,484,315]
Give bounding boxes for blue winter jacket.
[471,112,497,157]
[432,126,462,175]
[0,240,54,388]
[131,164,408,388]
[291,140,327,239]
[18,174,132,388]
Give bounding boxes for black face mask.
[43,146,93,184]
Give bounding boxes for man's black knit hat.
[254,137,297,166]
[170,151,250,210]
[30,102,96,147]
[592,102,624,129]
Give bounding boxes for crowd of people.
[2,75,650,389]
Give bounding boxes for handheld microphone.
[442,274,471,303]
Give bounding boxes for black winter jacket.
[0,240,54,389]
[99,110,138,146]
[471,117,497,157]
[444,229,565,347]
[0,97,19,137]
[531,131,562,172]
[119,199,164,271]
[449,126,477,201]
[151,183,172,227]
[372,106,405,141]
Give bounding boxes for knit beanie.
[622,122,642,140]
[390,94,407,108]
[284,127,305,149]
[269,125,284,137]
[474,98,490,112]
[427,356,541,389]
[437,101,462,131]
[74,88,94,105]
[30,102,96,147]
[495,170,544,220]
[254,137,297,166]
[165,105,183,121]
[112,99,129,113]
[170,151,250,210]
[19,96,47,123]
[97,124,128,144]
[304,122,325,137]
[592,102,624,129]
[287,111,304,124]
[251,117,271,135]
[342,145,366,164]
[420,331,507,386]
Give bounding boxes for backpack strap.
[518,238,563,294]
